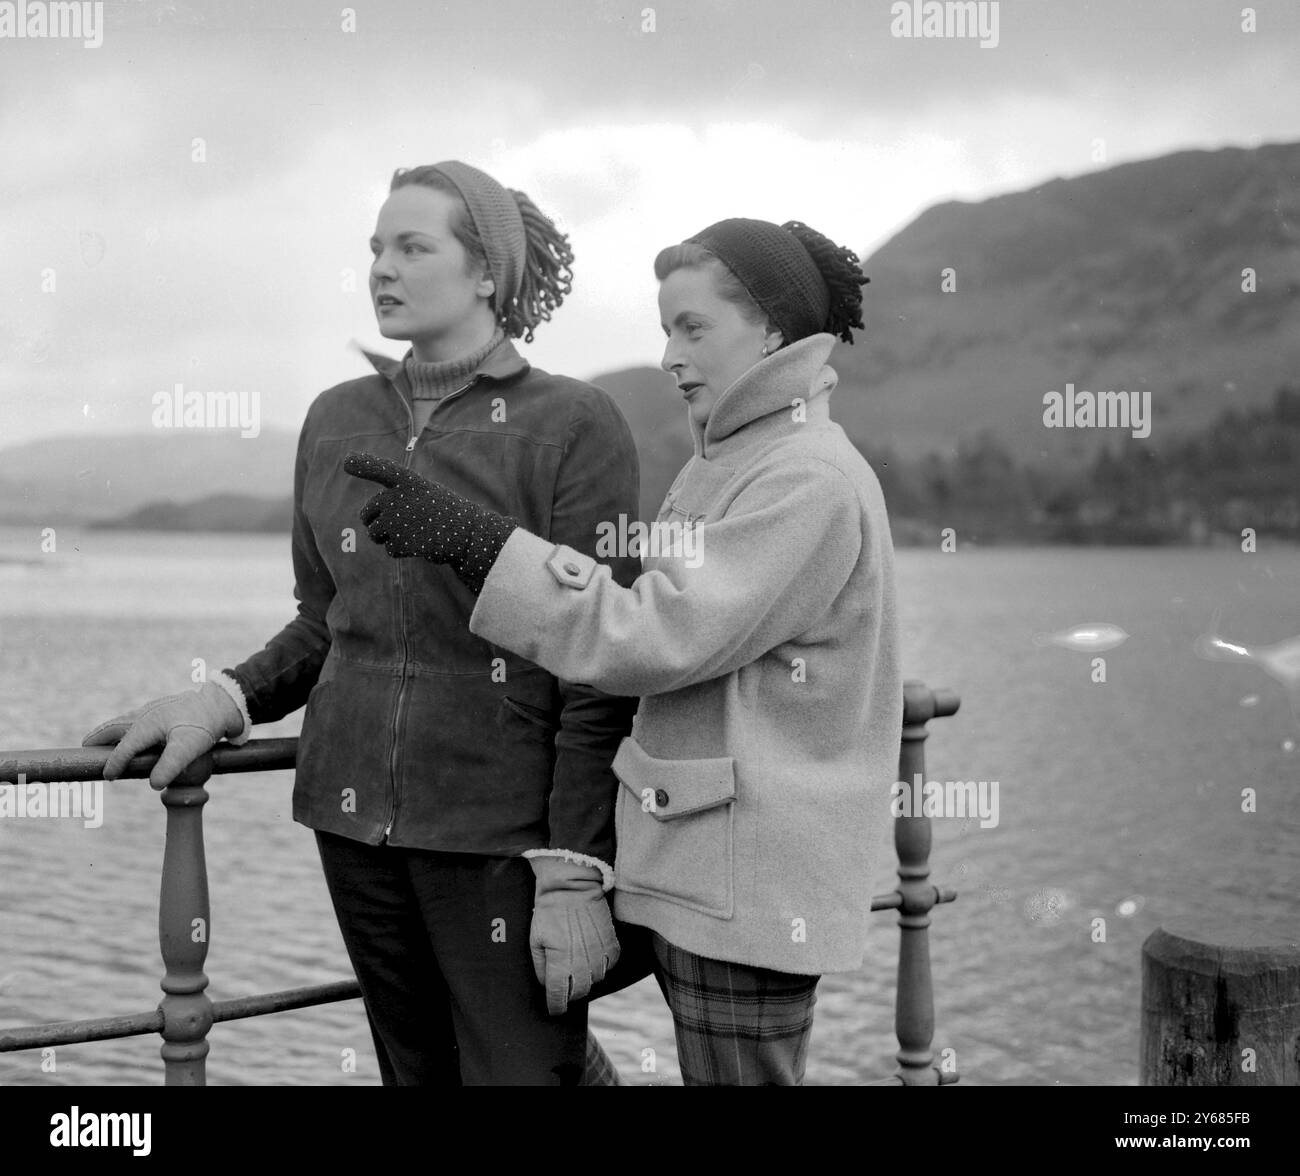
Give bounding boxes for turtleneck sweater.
[402,327,506,434]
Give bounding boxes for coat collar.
[353,336,530,386]
[694,332,839,457]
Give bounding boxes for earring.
[760,345,770,358]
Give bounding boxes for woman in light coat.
[345,217,902,1085]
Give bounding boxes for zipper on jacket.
[392,375,481,451]
[381,372,481,840]
[384,562,405,840]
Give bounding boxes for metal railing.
[870,680,961,1085]
[0,679,959,1085]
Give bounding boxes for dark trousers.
[315,830,588,1086]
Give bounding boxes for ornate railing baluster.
[157,752,215,1085]
[871,680,960,1086]
[0,740,342,1087]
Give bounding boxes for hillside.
[592,144,1300,508]
[828,142,1300,464]
[89,493,292,533]
[4,141,1296,530]
[0,429,297,524]
[588,366,694,522]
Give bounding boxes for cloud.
[3,1,1298,446]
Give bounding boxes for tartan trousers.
[585,923,821,1086]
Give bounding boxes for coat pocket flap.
[612,737,736,820]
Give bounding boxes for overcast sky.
[2,0,1299,447]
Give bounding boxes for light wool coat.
[470,333,902,974]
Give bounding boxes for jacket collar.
[354,336,530,386]
[695,332,839,457]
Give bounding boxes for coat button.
[546,546,596,589]
[654,789,669,808]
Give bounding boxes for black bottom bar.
[0,1083,1290,1161]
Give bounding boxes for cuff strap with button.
[544,544,598,589]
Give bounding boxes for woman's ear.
[477,271,496,300]
[763,327,785,354]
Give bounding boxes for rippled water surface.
[2,528,1297,1085]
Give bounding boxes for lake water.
[1,526,1298,1086]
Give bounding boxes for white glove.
[529,856,620,1015]
[81,681,245,789]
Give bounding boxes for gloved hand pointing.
[343,451,517,594]
[81,681,245,789]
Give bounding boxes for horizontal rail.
[1,679,960,1084]
[0,1009,164,1051]
[903,684,960,726]
[1,738,298,785]
[210,979,362,1024]
[1,689,956,785]
[0,979,362,1053]
[870,885,958,912]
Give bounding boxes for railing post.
[876,680,960,1086]
[156,751,215,1086]
[1,740,365,1080]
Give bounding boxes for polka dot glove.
[343,451,518,594]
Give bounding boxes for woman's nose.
[370,250,396,280]
[660,341,683,373]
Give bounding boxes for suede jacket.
[225,340,641,866]
[470,334,903,974]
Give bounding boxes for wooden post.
[871,681,960,1085]
[1141,920,1300,1085]
[157,752,215,1086]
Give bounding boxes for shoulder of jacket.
[305,372,386,415]
[516,365,616,406]
[744,428,854,480]
[783,426,884,490]
[731,445,856,503]
[517,368,636,442]
[727,439,887,530]
[293,375,389,456]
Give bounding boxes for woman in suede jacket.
[83,161,640,1086]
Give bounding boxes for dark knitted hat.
[685,218,867,344]
[427,160,528,311]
